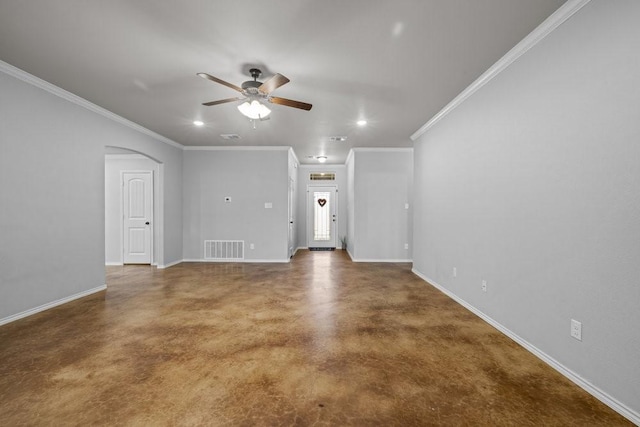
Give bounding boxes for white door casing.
[288,177,295,258]
[122,171,153,264]
[307,185,337,249]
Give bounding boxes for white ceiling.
[0,0,565,163]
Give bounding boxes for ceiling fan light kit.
[198,68,312,120]
[237,100,271,120]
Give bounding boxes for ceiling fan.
[197,68,312,120]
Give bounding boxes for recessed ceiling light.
[317,156,328,163]
[357,120,367,126]
[193,120,204,126]
[392,22,405,38]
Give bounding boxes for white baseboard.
[182,258,290,264]
[105,262,123,266]
[0,285,107,326]
[157,259,182,269]
[351,258,413,263]
[295,247,347,251]
[411,268,640,425]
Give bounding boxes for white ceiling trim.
[183,146,291,151]
[410,0,591,141]
[0,59,184,150]
[345,149,354,166]
[351,147,414,153]
[299,164,346,169]
[288,147,300,166]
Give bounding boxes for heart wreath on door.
[317,198,327,207]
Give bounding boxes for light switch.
[264,202,273,209]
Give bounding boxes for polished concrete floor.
[0,250,631,426]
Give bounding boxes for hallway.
[0,251,630,425]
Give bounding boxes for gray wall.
[182,148,289,262]
[296,164,347,250]
[350,149,413,261]
[0,66,183,322]
[412,0,640,417]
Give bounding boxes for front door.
[308,186,337,249]
[122,171,152,264]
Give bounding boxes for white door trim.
[307,185,338,249]
[288,177,295,258]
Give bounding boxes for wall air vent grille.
[329,136,347,142]
[310,172,336,181]
[220,134,241,140]
[204,240,244,261]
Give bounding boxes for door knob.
[145,222,150,225]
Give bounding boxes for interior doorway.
[105,147,163,267]
[307,185,337,249]
[288,177,295,258]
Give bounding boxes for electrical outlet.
[404,243,409,250]
[570,319,582,341]
[481,280,487,292]
[250,243,255,250]
[453,267,457,278]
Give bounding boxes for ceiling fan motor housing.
[242,68,263,92]
[241,80,262,90]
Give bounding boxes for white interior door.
[308,186,337,249]
[123,171,152,264]
[288,177,295,258]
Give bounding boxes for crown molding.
[351,147,413,153]
[288,147,300,166]
[345,149,355,166]
[183,145,290,151]
[0,60,184,150]
[299,164,345,169]
[410,0,592,141]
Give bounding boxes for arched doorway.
[104,146,164,267]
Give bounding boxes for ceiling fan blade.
[269,96,313,111]
[202,97,245,106]
[197,73,243,93]
[259,73,290,94]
